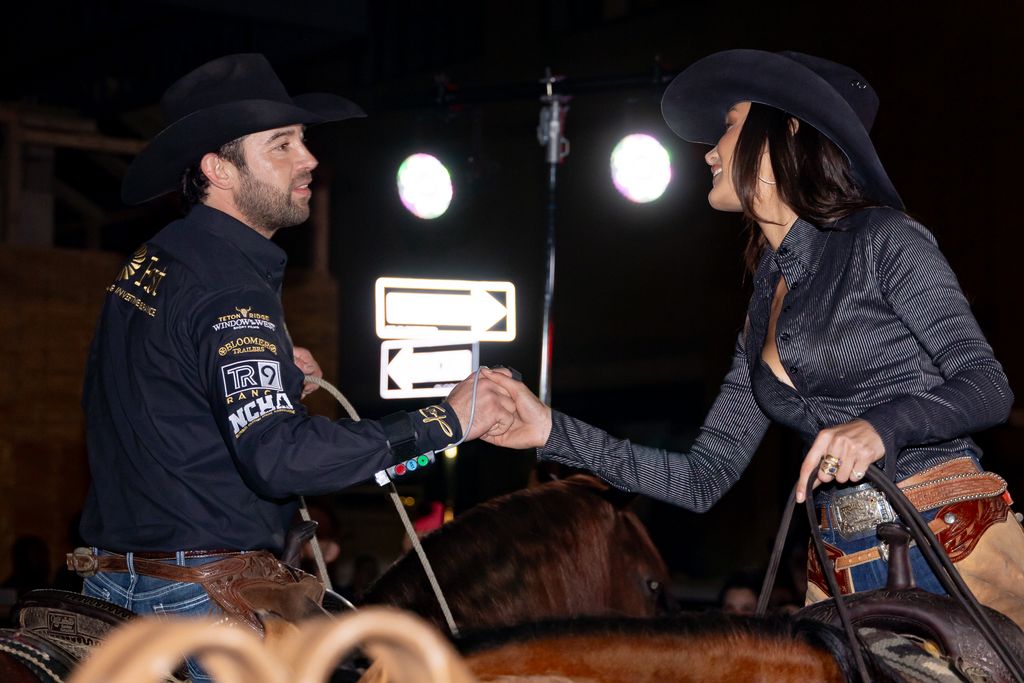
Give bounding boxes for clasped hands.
[294,346,550,447]
[446,368,552,447]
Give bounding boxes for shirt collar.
[186,204,288,285]
[760,217,832,290]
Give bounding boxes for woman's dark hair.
[179,137,247,209]
[733,103,876,273]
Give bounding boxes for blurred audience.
[717,570,761,616]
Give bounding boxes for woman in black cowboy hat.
[482,49,1024,624]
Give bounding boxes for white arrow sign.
[380,339,479,399]
[376,276,516,342]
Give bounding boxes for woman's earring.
[757,176,776,185]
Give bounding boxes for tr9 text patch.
[221,360,283,397]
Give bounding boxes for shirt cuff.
[410,401,462,454]
[858,405,903,464]
[536,410,571,463]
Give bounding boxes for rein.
[303,374,461,638]
[758,464,1024,683]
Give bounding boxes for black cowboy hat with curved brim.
[122,53,366,205]
[661,49,903,210]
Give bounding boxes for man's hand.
[795,418,885,503]
[477,368,552,449]
[293,346,322,399]
[446,368,517,442]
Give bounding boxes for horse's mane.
[456,614,861,682]
[359,476,629,628]
[455,613,845,653]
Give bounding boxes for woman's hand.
[446,368,517,441]
[795,419,885,503]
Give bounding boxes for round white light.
[397,154,453,219]
[610,134,671,203]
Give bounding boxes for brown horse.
[355,613,885,683]
[360,475,672,631]
[447,601,1009,682]
[457,615,859,683]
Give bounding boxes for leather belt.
[65,548,325,634]
[131,549,239,560]
[66,548,245,579]
[897,457,1008,510]
[819,456,1007,538]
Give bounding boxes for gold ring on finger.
[819,453,841,476]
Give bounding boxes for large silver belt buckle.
[831,484,896,541]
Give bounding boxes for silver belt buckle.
[831,483,896,541]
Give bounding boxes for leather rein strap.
[758,465,1024,683]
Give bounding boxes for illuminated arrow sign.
[380,339,479,399]
[376,277,516,342]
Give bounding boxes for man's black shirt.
[81,205,459,553]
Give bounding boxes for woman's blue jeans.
[819,503,947,595]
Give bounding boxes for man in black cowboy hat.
[74,54,515,654]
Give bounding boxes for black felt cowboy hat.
[661,49,903,209]
[121,53,366,205]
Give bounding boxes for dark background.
[3,1,1022,597]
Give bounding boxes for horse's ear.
[600,486,639,510]
[529,461,564,486]
[564,474,638,509]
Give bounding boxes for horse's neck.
[464,628,846,683]
[363,484,665,631]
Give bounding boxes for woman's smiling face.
[704,101,750,212]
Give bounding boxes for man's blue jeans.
[82,550,228,682]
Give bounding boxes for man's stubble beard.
[234,169,309,235]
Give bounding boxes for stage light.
[610,134,671,203]
[397,153,453,219]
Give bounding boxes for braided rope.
[303,374,460,637]
[0,641,64,683]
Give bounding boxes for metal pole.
[536,71,570,405]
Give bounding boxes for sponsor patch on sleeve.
[211,306,277,333]
[221,360,284,397]
[217,336,278,357]
[220,359,294,437]
[106,244,167,316]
